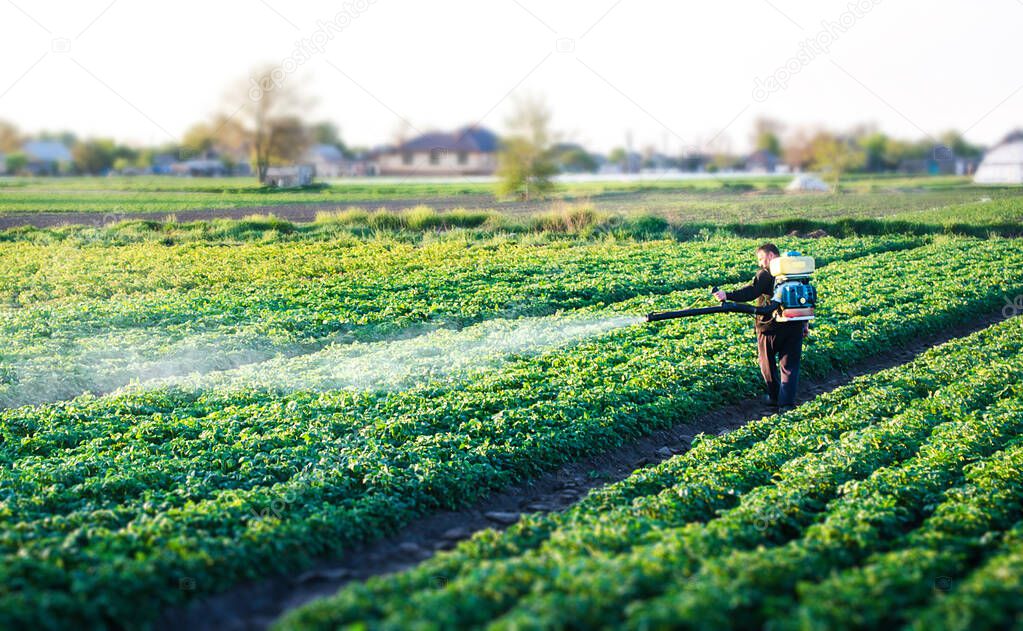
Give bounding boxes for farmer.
[712,243,809,410]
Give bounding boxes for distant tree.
[181,122,217,157]
[840,122,945,172]
[135,149,155,169]
[72,139,118,175]
[607,147,628,169]
[310,121,348,155]
[937,130,982,159]
[751,117,784,156]
[264,116,310,165]
[859,131,890,172]
[809,132,865,192]
[496,95,558,201]
[554,146,597,173]
[706,133,736,172]
[0,120,21,153]
[755,133,781,156]
[4,152,27,174]
[712,153,743,171]
[36,130,78,147]
[883,137,929,166]
[783,127,814,171]
[228,65,313,183]
[182,114,250,162]
[113,144,139,168]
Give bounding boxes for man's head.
[756,243,780,270]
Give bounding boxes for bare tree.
[0,120,21,153]
[230,65,312,183]
[783,127,815,172]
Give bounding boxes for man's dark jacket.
[725,268,800,334]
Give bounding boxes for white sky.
[0,0,1020,154]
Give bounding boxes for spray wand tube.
[645,286,778,323]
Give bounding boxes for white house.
[974,132,1023,184]
[22,140,73,175]
[265,165,315,188]
[306,144,345,178]
[376,126,499,176]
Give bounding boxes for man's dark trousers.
[757,323,803,406]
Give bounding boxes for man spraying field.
[712,243,810,410]
[646,242,816,411]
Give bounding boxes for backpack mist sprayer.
[646,252,818,323]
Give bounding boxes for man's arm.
[722,270,772,303]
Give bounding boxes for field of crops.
[0,232,924,408]
[280,317,1023,630]
[1,183,1023,629]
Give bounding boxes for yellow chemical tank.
[770,253,815,277]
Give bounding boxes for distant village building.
[376,126,499,176]
[678,151,711,172]
[305,144,378,178]
[641,152,675,171]
[598,151,642,175]
[264,165,314,188]
[974,132,1023,184]
[22,140,73,175]
[899,143,979,176]
[157,151,251,177]
[306,144,345,178]
[746,149,781,174]
[171,158,229,177]
[150,153,179,175]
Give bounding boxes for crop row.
[908,521,1023,631]
[626,382,1023,629]
[276,316,1023,630]
[0,234,920,407]
[0,238,1020,628]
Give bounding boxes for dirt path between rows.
[0,195,552,229]
[157,309,1017,631]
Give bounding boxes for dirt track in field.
[0,195,549,229]
[156,309,1018,631]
